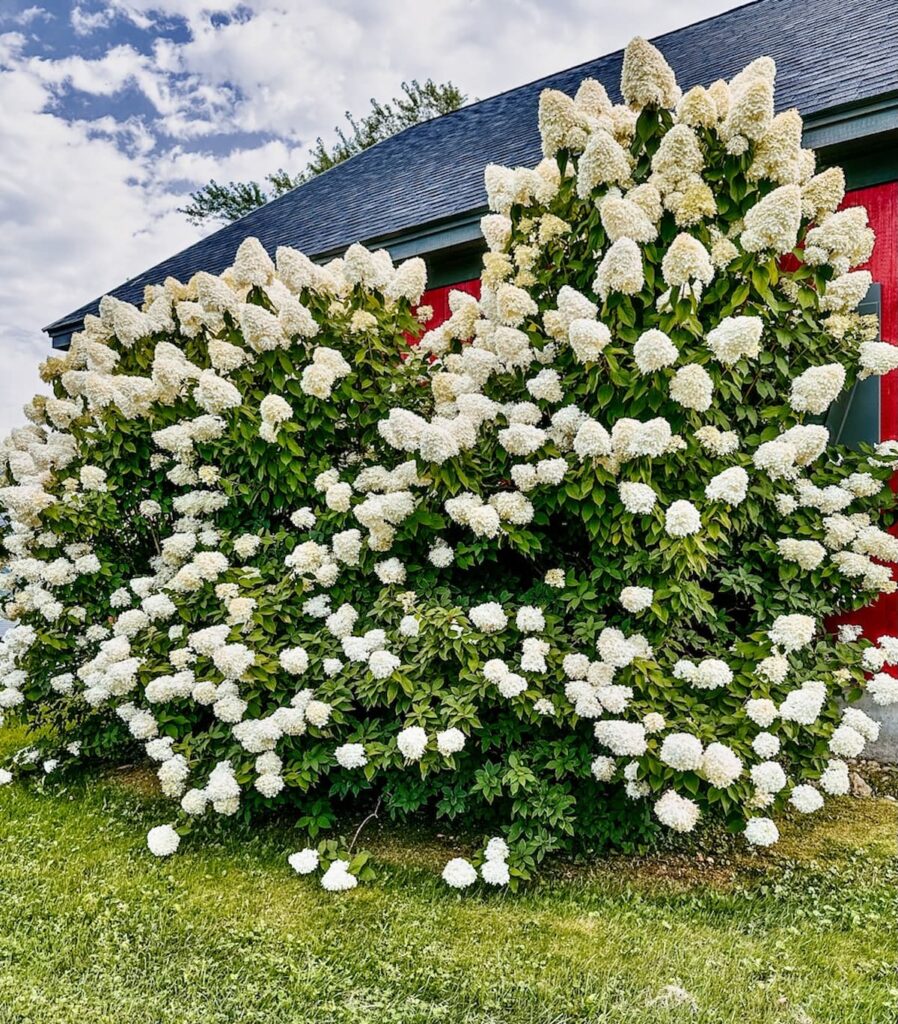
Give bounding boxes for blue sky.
[0,0,746,433]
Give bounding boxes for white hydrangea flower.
[544,568,565,588]
[779,680,826,725]
[212,643,255,680]
[768,614,815,652]
[868,672,898,705]
[859,341,898,379]
[374,558,406,585]
[661,234,714,289]
[789,363,846,415]
[594,239,644,300]
[335,743,367,769]
[820,270,872,313]
[744,816,779,847]
[664,500,701,538]
[740,185,801,254]
[695,426,739,457]
[600,194,657,244]
[828,724,866,758]
[368,650,400,680]
[442,857,477,889]
[590,755,616,781]
[259,394,293,426]
[577,131,632,199]
[515,605,545,633]
[596,627,638,667]
[704,466,748,506]
[819,758,850,795]
[469,602,508,633]
[568,319,612,363]
[692,658,733,690]
[620,36,679,109]
[481,858,510,886]
[777,538,826,571]
[146,824,180,857]
[701,743,742,788]
[428,540,454,568]
[705,316,763,365]
[320,859,358,892]
[593,720,646,757]
[304,700,332,728]
[288,848,319,874]
[654,790,700,832]
[396,725,427,761]
[669,364,713,411]
[574,419,612,460]
[79,465,108,492]
[620,586,653,613]
[290,507,316,529]
[619,482,657,514]
[659,732,703,770]
[789,784,824,814]
[750,760,787,794]
[435,728,465,756]
[633,329,678,373]
[752,732,780,759]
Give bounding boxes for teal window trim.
[823,284,881,447]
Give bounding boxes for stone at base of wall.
[852,692,898,763]
[849,770,873,797]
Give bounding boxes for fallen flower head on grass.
[442,858,478,889]
[320,859,358,892]
[288,848,320,874]
[147,825,181,858]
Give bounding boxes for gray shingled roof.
[45,0,898,338]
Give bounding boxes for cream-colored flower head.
[574,78,612,120]
[538,89,589,157]
[620,36,680,109]
[661,234,714,288]
[749,110,804,184]
[740,185,802,255]
[676,86,718,128]
[801,167,845,220]
[576,129,631,198]
[594,239,644,300]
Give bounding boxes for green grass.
[0,732,896,1024]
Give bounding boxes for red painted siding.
[831,183,898,644]
[410,279,481,341]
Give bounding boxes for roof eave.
[802,90,898,149]
[43,208,489,343]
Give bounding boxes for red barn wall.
[415,280,481,330]
[839,183,898,643]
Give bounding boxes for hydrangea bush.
[3,37,898,888]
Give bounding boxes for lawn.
[0,727,896,1024]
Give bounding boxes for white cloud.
[156,138,312,188]
[70,4,114,35]
[0,0,745,436]
[0,5,53,27]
